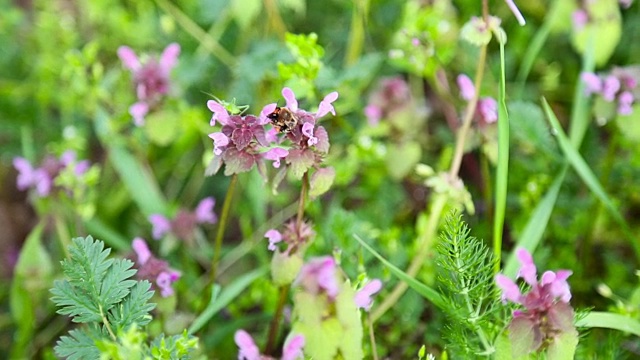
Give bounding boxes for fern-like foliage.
[435,213,504,358]
[50,236,161,359]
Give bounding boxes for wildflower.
[234,330,305,360]
[264,220,315,254]
[478,97,498,124]
[148,197,217,241]
[295,256,340,298]
[118,43,180,126]
[264,229,283,251]
[132,237,180,297]
[262,148,289,169]
[618,91,634,115]
[354,279,383,311]
[580,69,638,118]
[13,151,91,197]
[364,77,412,124]
[457,74,475,101]
[495,248,576,355]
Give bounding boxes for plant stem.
[264,285,289,354]
[263,0,287,38]
[296,172,309,227]
[100,306,117,341]
[209,174,238,285]
[368,313,379,360]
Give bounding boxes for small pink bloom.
[581,72,602,96]
[207,100,231,126]
[132,237,152,265]
[259,103,278,125]
[195,197,217,224]
[263,147,289,168]
[316,91,339,118]
[117,46,141,71]
[602,75,621,102]
[495,274,522,303]
[157,270,181,297]
[618,91,634,115]
[234,330,260,360]
[296,256,340,298]
[13,157,37,191]
[282,87,299,112]
[159,43,180,75]
[478,97,498,124]
[129,102,149,126]
[282,334,305,360]
[571,10,589,31]
[516,248,538,286]
[457,74,476,101]
[209,132,230,155]
[149,214,171,240]
[301,123,318,146]
[265,229,283,251]
[354,279,383,311]
[364,104,382,125]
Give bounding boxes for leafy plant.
[50,236,197,359]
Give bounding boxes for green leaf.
[493,38,509,273]
[287,149,315,179]
[309,166,335,198]
[108,280,156,329]
[542,98,640,260]
[99,259,137,310]
[576,311,640,336]
[143,109,181,146]
[352,234,446,309]
[55,328,101,360]
[615,104,640,143]
[188,267,268,334]
[385,140,421,179]
[108,143,167,216]
[547,330,579,360]
[571,0,621,66]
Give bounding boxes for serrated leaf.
[109,280,156,329]
[99,259,137,311]
[51,280,102,323]
[222,147,256,175]
[62,237,112,303]
[54,328,101,360]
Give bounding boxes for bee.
[267,107,299,134]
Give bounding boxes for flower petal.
[234,330,261,360]
[132,237,151,265]
[195,197,217,224]
[316,91,339,118]
[516,248,538,286]
[129,102,149,127]
[207,100,231,126]
[149,214,171,240]
[457,74,476,101]
[259,103,277,125]
[117,46,141,71]
[265,229,283,251]
[354,279,383,311]
[282,87,298,111]
[160,43,180,74]
[282,334,305,360]
[495,274,522,303]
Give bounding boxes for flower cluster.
[364,77,413,125]
[495,248,576,355]
[148,197,217,242]
[265,220,315,254]
[457,73,498,125]
[13,151,90,197]
[132,237,181,297]
[235,330,305,360]
[582,69,638,116]
[117,43,180,126]
[207,87,337,181]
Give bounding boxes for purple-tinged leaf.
[309,167,335,198]
[287,149,315,179]
[223,148,255,175]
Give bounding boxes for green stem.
[209,174,238,285]
[264,285,289,354]
[368,313,379,360]
[53,214,71,258]
[344,0,367,66]
[296,172,309,227]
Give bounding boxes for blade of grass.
[493,38,509,274]
[188,266,268,335]
[576,311,640,337]
[542,98,640,260]
[353,234,446,310]
[503,32,595,277]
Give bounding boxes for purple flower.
[132,237,181,298]
[149,214,172,240]
[602,75,621,102]
[495,248,575,354]
[234,330,260,360]
[581,72,602,96]
[209,132,230,156]
[457,74,476,101]
[478,97,498,124]
[301,123,318,146]
[265,229,283,251]
[195,197,217,224]
[13,157,52,196]
[118,43,180,126]
[295,256,340,298]
[618,91,634,115]
[263,148,289,168]
[282,334,305,360]
[316,91,339,118]
[364,104,382,125]
[354,279,383,311]
[572,10,589,31]
[207,100,232,127]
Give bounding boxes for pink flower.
[457,74,476,101]
[195,197,217,224]
[234,330,260,360]
[263,147,289,168]
[265,229,283,251]
[282,334,305,360]
[296,256,340,298]
[572,10,589,31]
[602,75,621,102]
[207,100,232,126]
[316,91,339,118]
[364,104,382,125]
[282,87,299,111]
[618,91,634,115]
[149,214,171,240]
[581,72,602,96]
[354,279,383,311]
[478,97,498,124]
[209,132,230,156]
[301,123,318,146]
[132,237,180,298]
[13,157,52,196]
